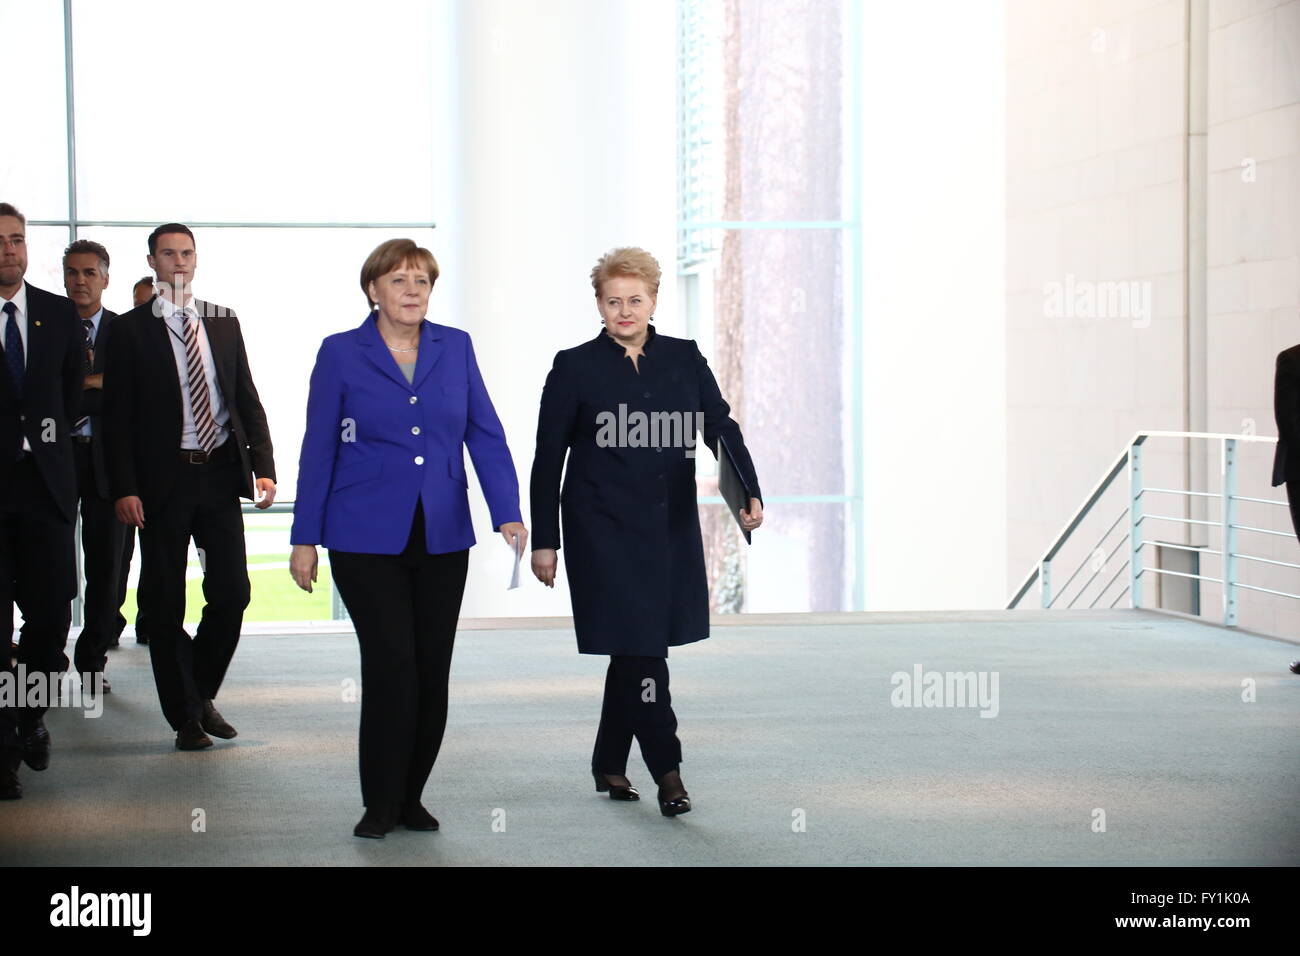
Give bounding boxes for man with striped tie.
[102,223,276,751]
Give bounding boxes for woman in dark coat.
[529,247,762,816]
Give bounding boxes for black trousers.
[138,449,249,731]
[329,503,469,810]
[1287,480,1300,542]
[68,440,133,675]
[0,455,76,752]
[591,655,682,784]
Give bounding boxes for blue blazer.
[290,313,521,554]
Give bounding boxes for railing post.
[1222,437,1238,626]
[1039,559,1051,608]
[1129,440,1143,609]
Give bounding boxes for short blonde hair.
[590,246,661,298]
[360,239,440,308]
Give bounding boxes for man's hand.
[115,496,144,528]
[83,373,103,389]
[532,548,558,588]
[500,521,527,554]
[290,544,318,593]
[254,477,276,509]
[739,497,763,532]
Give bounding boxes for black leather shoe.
[175,720,213,750]
[0,749,21,799]
[399,802,440,831]
[135,633,149,646]
[656,771,691,817]
[200,700,237,739]
[1290,660,1300,675]
[21,719,50,772]
[592,770,640,801]
[354,805,398,839]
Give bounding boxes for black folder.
[717,433,756,544]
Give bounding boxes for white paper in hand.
[507,532,523,590]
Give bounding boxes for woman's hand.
[290,544,319,593]
[739,497,763,533]
[500,521,528,554]
[532,548,558,588]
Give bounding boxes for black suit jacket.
[77,307,118,499]
[102,296,275,504]
[1273,344,1300,487]
[0,282,84,522]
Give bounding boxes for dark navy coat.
[530,326,761,657]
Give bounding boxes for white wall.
[860,0,1008,610]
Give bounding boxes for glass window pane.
[677,0,848,228]
[20,225,76,295]
[71,0,451,223]
[701,500,850,613]
[0,2,69,219]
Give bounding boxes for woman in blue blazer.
[289,238,526,839]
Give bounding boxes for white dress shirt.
[156,295,230,450]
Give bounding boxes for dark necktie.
[3,300,22,396]
[82,318,95,373]
[75,318,95,431]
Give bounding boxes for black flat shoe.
[399,802,440,831]
[175,720,213,751]
[658,790,691,817]
[21,719,50,772]
[592,770,640,801]
[656,770,690,816]
[200,700,237,739]
[354,806,398,839]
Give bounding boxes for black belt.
[178,441,234,465]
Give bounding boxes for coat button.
[643,391,651,398]
[411,426,421,435]
[409,396,418,404]
[414,456,424,465]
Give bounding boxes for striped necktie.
[75,318,94,431]
[181,308,219,453]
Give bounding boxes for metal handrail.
[1008,430,1297,629]
[1048,508,1126,608]
[1064,529,1128,609]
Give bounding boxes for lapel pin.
[34,320,41,326]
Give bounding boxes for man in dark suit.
[63,239,134,688]
[1271,344,1300,675]
[0,202,85,799]
[103,223,276,750]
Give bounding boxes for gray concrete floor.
[2,609,1297,866]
